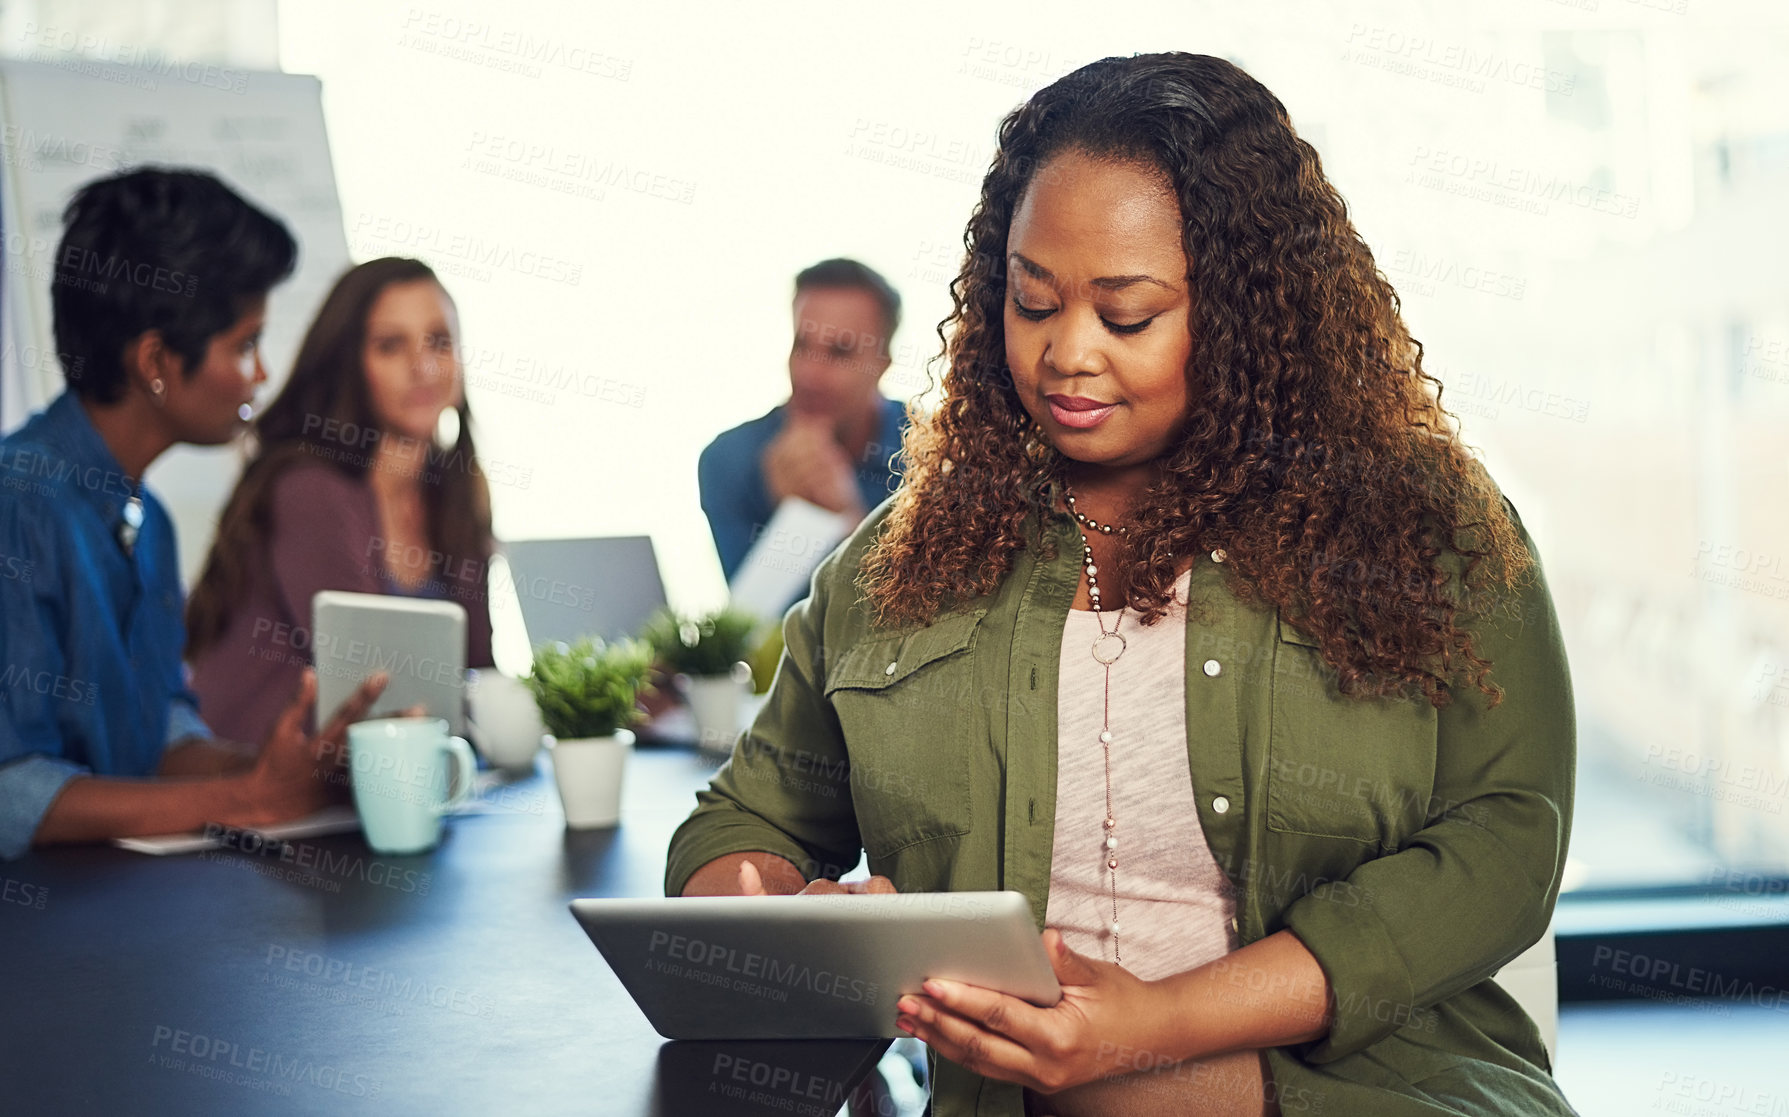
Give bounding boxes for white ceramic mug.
[466,670,547,772]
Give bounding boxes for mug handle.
[435,736,478,816]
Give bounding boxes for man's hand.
[762,413,862,516]
[238,669,389,826]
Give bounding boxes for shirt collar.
[37,392,140,524]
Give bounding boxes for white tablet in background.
[312,590,467,735]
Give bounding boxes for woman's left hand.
[894,928,1173,1095]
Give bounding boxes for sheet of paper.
[727,497,854,624]
[110,773,525,855]
[112,805,362,856]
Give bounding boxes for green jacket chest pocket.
[822,609,985,858]
[1268,613,1438,849]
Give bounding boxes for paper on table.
[727,497,854,624]
[112,805,361,856]
[110,772,520,855]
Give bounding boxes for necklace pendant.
[117,496,144,557]
[1091,630,1126,665]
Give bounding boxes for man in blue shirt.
[0,169,387,859]
[698,259,908,591]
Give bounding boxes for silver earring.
[433,406,461,452]
[149,378,166,405]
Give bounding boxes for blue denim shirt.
[0,392,210,859]
[697,397,907,587]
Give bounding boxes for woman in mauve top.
[669,53,1577,1117]
[186,258,494,747]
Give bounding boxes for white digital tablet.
[569,890,1062,1040]
[312,590,467,734]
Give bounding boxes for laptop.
[569,891,1062,1040]
[497,536,668,647]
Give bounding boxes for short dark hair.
[51,167,298,403]
[793,257,901,340]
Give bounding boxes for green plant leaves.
[640,606,759,676]
[523,636,653,739]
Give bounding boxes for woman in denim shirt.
[0,169,387,859]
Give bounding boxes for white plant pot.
[684,673,746,756]
[548,728,633,828]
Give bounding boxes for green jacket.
[666,489,1578,1117]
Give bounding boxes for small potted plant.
[524,637,653,828]
[642,607,759,755]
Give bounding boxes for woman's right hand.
[738,859,898,897]
[237,668,390,826]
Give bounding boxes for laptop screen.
[497,536,668,649]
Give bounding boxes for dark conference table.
[0,746,893,1115]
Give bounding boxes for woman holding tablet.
[667,54,1576,1116]
[186,258,495,746]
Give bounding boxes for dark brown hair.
[53,167,296,402]
[186,257,492,656]
[794,257,902,345]
[859,53,1529,708]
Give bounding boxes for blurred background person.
[698,258,909,588]
[0,168,388,858]
[185,257,494,746]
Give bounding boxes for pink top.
[1030,569,1273,1116]
[1046,568,1238,978]
[187,460,493,746]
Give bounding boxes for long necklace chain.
[1066,485,1128,965]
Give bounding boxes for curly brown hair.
[859,52,1529,709]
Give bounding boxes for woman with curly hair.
[668,52,1575,1117]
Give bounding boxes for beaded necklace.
[1064,485,1130,964]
